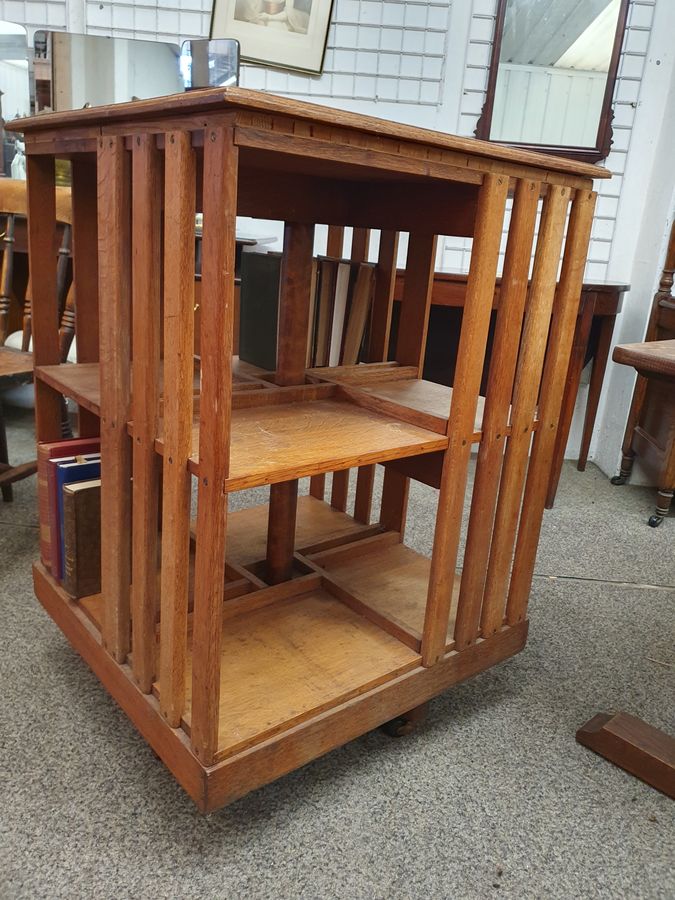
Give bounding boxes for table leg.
[545,293,595,508]
[577,314,616,471]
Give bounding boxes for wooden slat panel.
[159,132,196,723]
[453,178,541,650]
[422,173,509,667]
[130,134,162,693]
[350,227,370,263]
[191,124,237,765]
[276,222,315,386]
[70,156,100,439]
[97,135,132,662]
[331,469,349,512]
[326,224,344,258]
[309,473,326,500]
[481,187,573,637]
[505,189,597,625]
[395,232,437,376]
[26,155,61,442]
[367,229,399,363]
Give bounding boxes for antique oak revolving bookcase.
[15,88,608,812]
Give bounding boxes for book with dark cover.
[238,251,281,371]
[51,453,101,580]
[63,478,101,598]
[38,437,100,571]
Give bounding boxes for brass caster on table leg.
[381,703,429,737]
[648,514,663,528]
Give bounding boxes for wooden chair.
[611,219,675,526]
[0,180,73,501]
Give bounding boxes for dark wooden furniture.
[0,180,74,501]
[611,221,675,526]
[394,271,628,506]
[15,86,606,812]
[612,338,675,526]
[475,0,629,163]
[577,711,675,799]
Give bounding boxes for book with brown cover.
[62,478,101,598]
[37,437,100,571]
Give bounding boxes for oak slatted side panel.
[453,178,540,650]
[480,186,575,638]
[97,136,132,662]
[191,124,238,765]
[378,231,437,539]
[505,189,597,626]
[309,224,343,502]
[354,230,399,525]
[26,156,61,442]
[130,135,163,693]
[330,228,370,512]
[158,131,197,724]
[70,156,101,439]
[422,173,509,667]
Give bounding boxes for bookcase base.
[33,561,527,813]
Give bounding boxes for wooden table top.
[613,339,675,378]
[11,87,609,183]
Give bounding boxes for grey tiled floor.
[1,405,673,900]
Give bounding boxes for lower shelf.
[180,585,419,761]
[33,561,528,812]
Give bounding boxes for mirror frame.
[475,0,630,163]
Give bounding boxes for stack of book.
[238,252,375,372]
[38,437,102,599]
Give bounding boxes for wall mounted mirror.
[0,21,29,177]
[33,31,183,113]
[476,0,629,162]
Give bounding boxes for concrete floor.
[1,405,673,900]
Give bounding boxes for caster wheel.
[610,475,627,486]
[381,716,417,738]
[648,514,663,528]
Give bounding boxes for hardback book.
[63,478,101,598]
[38,437,100,571]
[313,258,337,367]
[49,452,101,580]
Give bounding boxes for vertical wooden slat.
[97,135,132,662]
[355,230,400,524]
[379,466,409,536]
[395,232,437,376]
[481,185,573,637]
[367,229,399,363]
[276,222,315,386]
[350,227,370,263]
[331,469,349,511]
[158,132,196,723]
[191,124,237,765]
[26,155,61,443]
[326,225,344,258]
[130,134,163,694]
[453,178,540,650]
[309,473,326,500]
[505,189,597,626]
[421,173,508,667]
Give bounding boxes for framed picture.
[210,0,334,74]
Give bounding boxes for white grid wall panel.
[85,1,212,44]
[240,0,452,107]
[0,0,66,36]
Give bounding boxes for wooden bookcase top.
[12,86,608,186]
